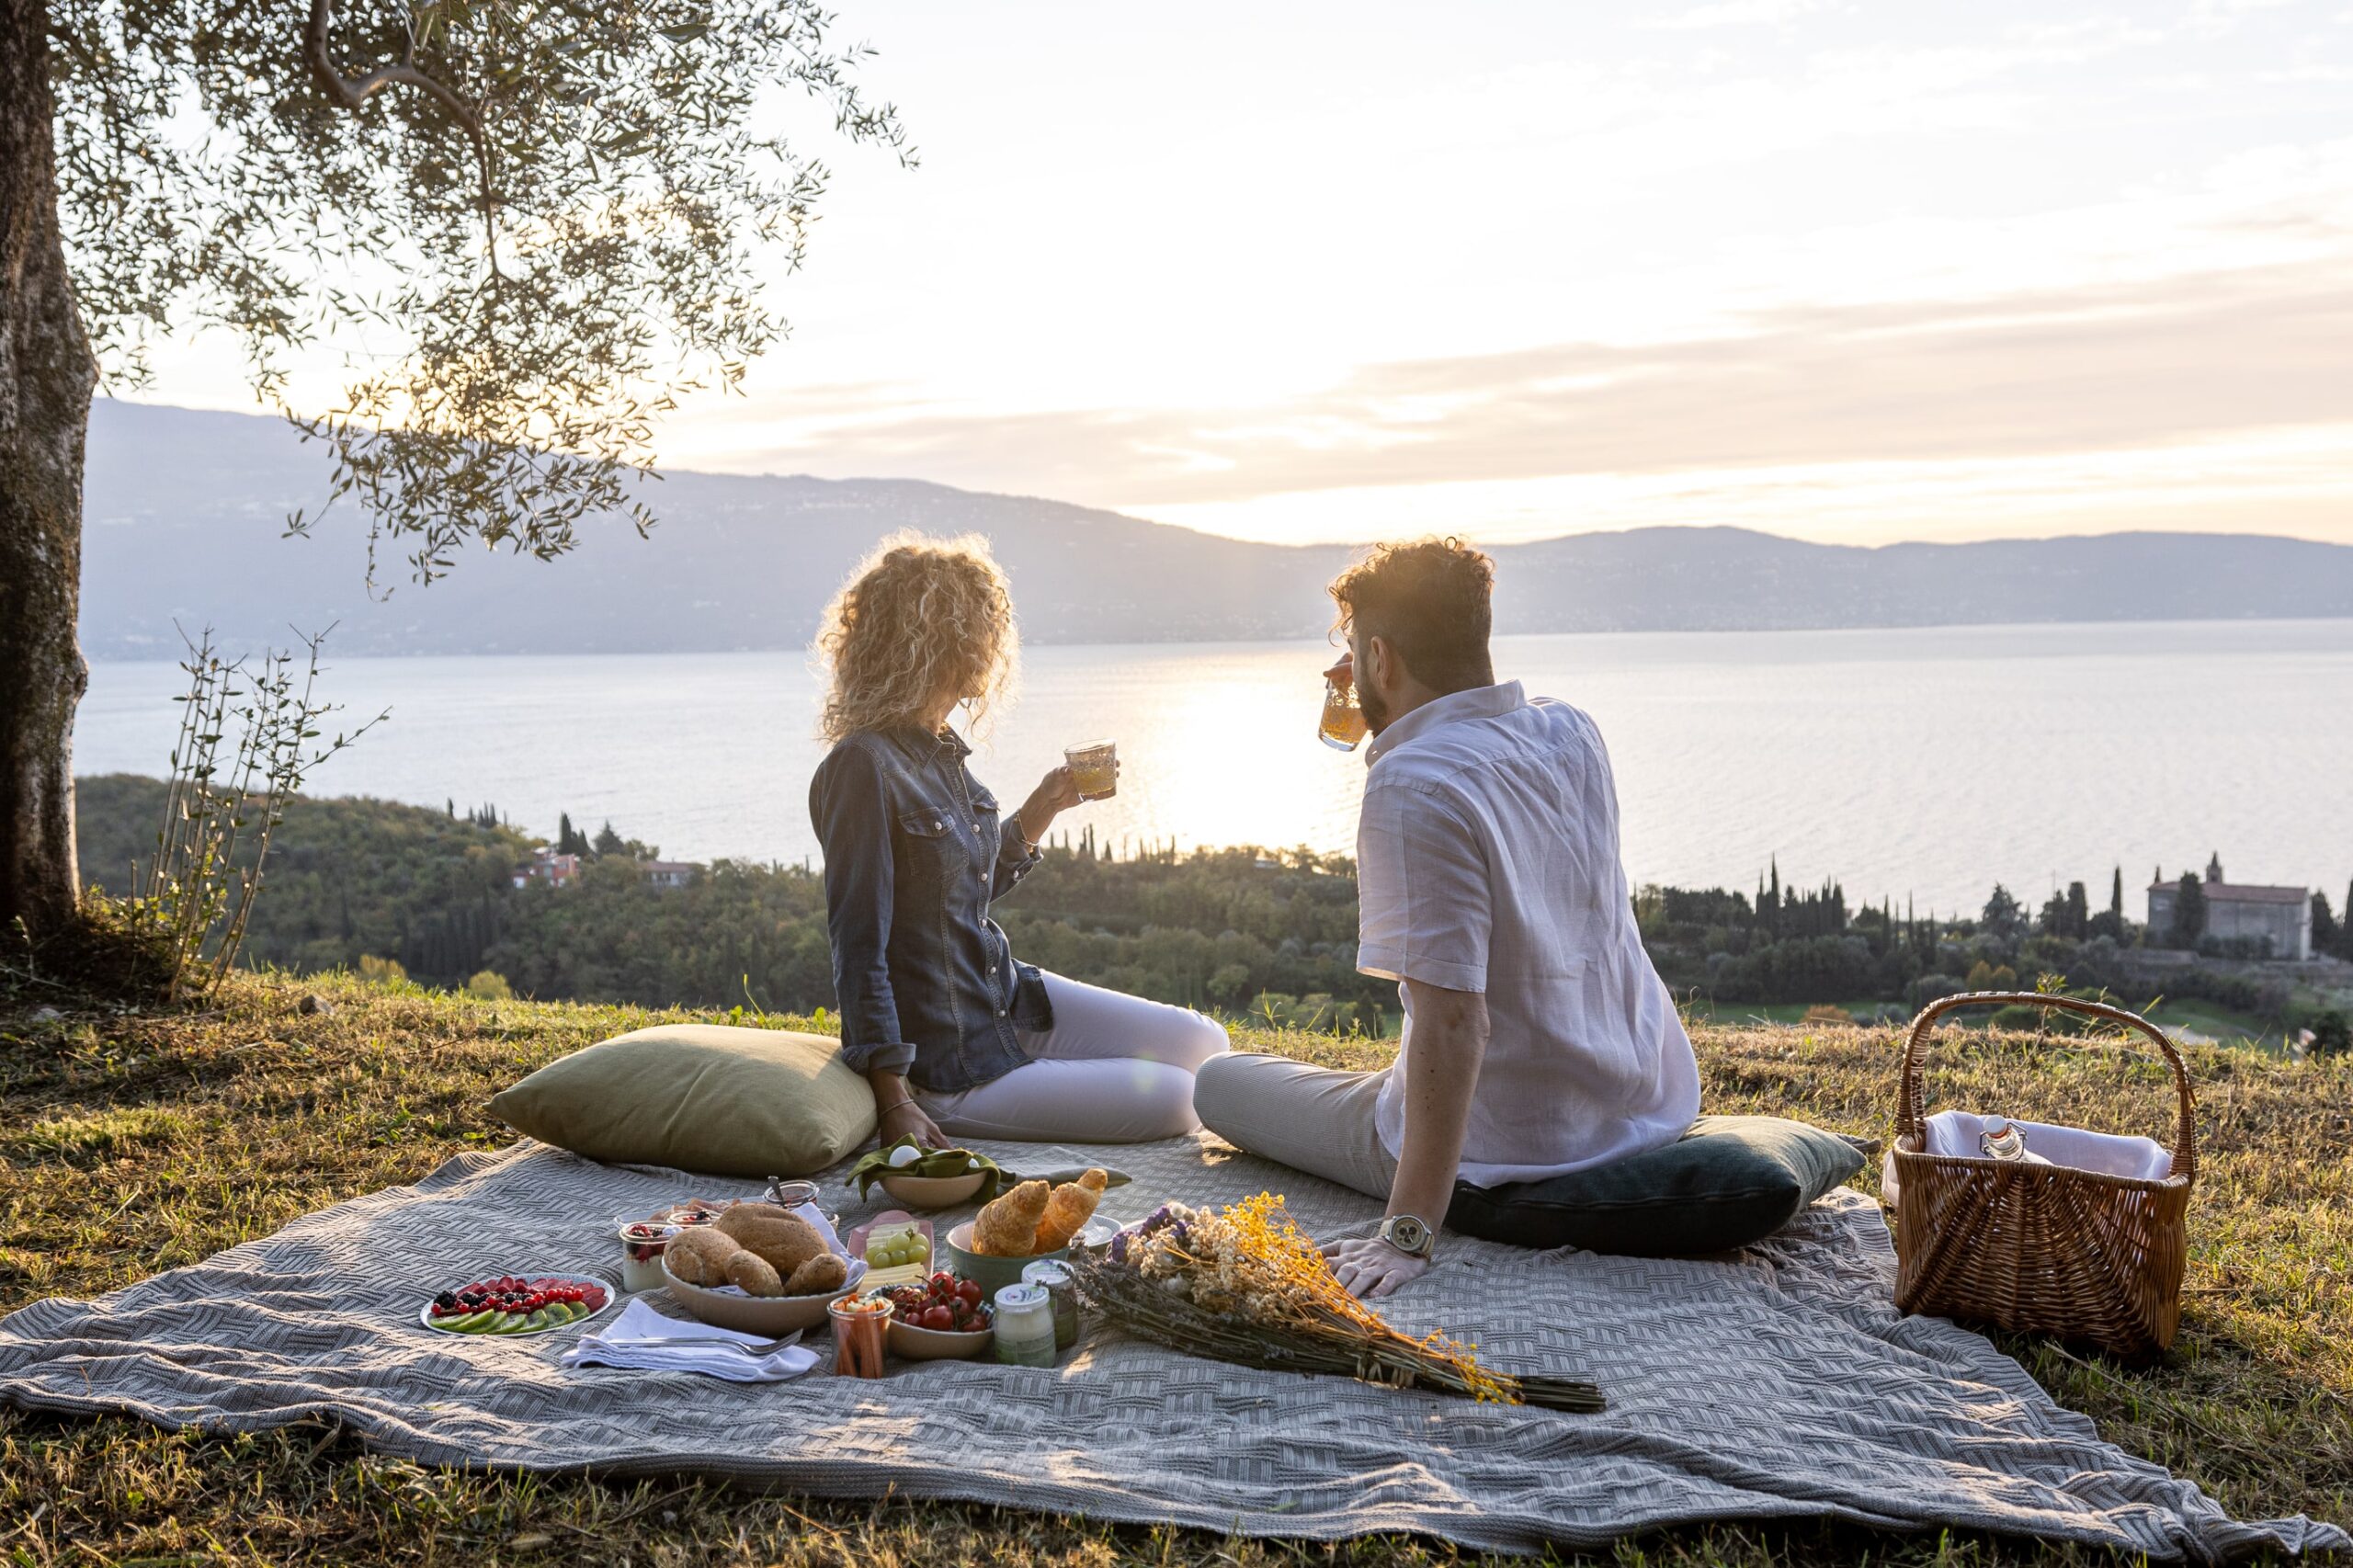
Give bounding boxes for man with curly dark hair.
[1196,537,1699,1298]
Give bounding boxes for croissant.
[972,1179,1051,1256]
[1031,1168,1109,1254]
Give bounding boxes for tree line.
[73,775,2353,1044]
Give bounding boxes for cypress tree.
[2174,871,2207,946]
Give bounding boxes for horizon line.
[94,396,2353,559]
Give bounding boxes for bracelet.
[876,1096,914,1115]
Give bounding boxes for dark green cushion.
[1446,1115,1864,1257]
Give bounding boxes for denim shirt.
[809,726,1050,1092]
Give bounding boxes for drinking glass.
[1064,740,1118,801]
[1317,676,1368,752]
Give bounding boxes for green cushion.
[489,1025,876,1178]
[1445,1115,1864,1257]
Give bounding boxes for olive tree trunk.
[0,0,97,940]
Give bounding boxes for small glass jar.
[829,1295,892,1379]
[614,1218,680,1292]
[1020,1259,1080,1350]
[764,1178,822,1210]
[992,1282,1059,1368]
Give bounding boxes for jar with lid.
[992,1282,1059,1368]
[1020,1259,1081,1349]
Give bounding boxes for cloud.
[1649,0,1840,29]
[699,256,2353,528]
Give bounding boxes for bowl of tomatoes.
[876,1272,995,1360]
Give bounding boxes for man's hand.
[1324,653,1353,690]
[878,1096,948,1151]
[1321,1234,1429,1299]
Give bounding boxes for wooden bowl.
[660,1254,866,1336]
[942,1220,1071,1298]
[883,1310,995,1361]
[878,1170,988,1210]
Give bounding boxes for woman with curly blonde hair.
[810,533,1228,1147]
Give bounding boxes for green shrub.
[463,969,516,1001]
[357,954,409,987]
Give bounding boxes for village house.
[640,859,698,890]
[513,849,583,891]
[2147,855,2312,960]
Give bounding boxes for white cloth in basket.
[1881,1109,2172,1206]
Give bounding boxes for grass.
[1678,998,1899,1027]
[2142,998,2283,1051]
[1,971,2347,1567]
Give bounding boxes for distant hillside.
[78,399,2353,657]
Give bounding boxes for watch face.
[1385,1215,1431,1256]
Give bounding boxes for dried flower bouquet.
[1073,1195,1604,1413]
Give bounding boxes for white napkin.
[1882,1109,2173,1205]
[560,1297,819,1382]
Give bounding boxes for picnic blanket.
[0,1134,2342,1563]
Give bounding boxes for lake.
[74,619,2353,917]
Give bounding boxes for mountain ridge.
[77,399,2353,657]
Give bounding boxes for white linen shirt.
[1357,681,1699,1186]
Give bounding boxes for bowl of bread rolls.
[660,1201,863,1335]
[942,1168,1110,1296]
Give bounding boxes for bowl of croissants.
[659,1201,864,1335]
[942,1168,1110,1296]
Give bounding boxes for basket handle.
[1895,990,2197,1183]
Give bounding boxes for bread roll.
[715,1206,826,1276]
[783,1253,849,1296]
[725,1250,785,1296]
[665,1224,740,1287]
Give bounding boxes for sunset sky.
[133,1,2353,548]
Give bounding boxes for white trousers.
[916,971,1231,1143]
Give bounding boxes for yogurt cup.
[615,1217,682,1292]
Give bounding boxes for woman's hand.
[879,1096,948,1151]
[1017,764,1087,844]
[869,1067,947,1149]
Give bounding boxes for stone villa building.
[2147,855,2313,960]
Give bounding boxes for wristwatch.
[1376,1213,1435,1260]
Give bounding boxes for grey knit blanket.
[0,1136,2341,1562]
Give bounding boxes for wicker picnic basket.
[1890,990,2196,1358]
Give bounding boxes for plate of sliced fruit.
[420,1274,613,1335]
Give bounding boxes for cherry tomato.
[920,1305,955,1332]
[954,1278,983,1305]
